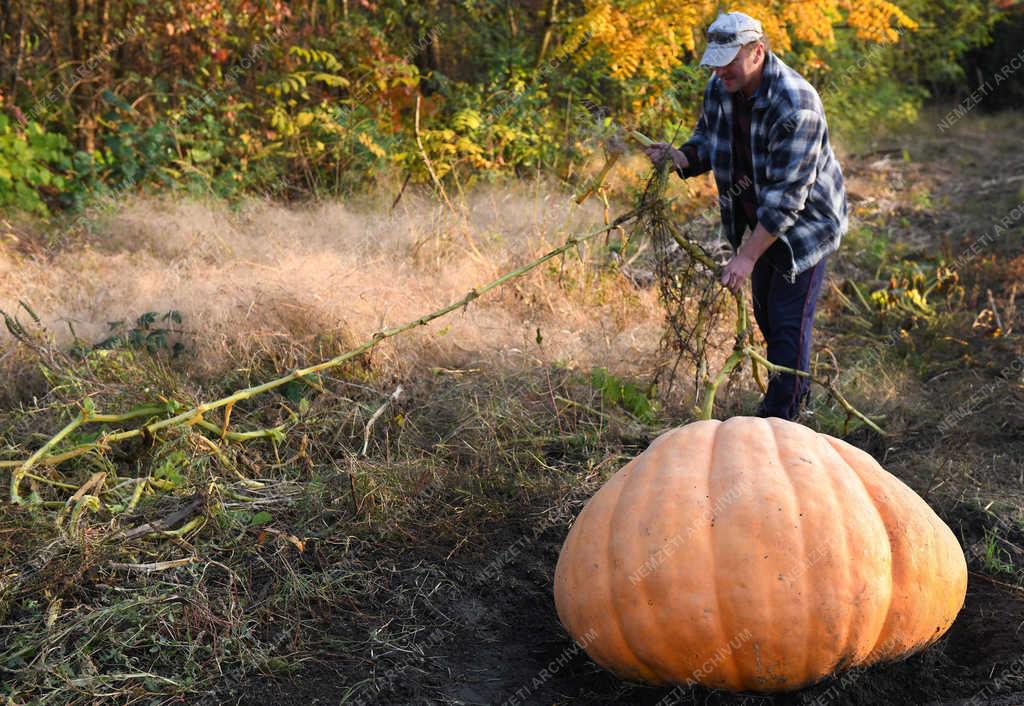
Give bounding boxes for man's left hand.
[720,253,756,294]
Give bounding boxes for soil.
[232,499,1024,706]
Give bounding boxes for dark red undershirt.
[732,89,791,272]
[732,90,759,233]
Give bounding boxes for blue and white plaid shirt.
[677,50,848,282]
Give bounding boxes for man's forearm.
[720,222,779,293]
[737,222,778,263]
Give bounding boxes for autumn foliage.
[0,0,1009,213]
[562,0,917,81]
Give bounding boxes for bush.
[0,116,72,215]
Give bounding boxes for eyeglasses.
[707,30,763,45]
[707,31,738,45]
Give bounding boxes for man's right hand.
[643,142,689,171]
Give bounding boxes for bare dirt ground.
[217,111,1024,705]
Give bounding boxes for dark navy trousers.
[749,255,828,421]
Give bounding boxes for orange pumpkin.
[553,417,967,693]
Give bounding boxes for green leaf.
[101,90,134,113]
[313,73,350,87]
[281,380,304,403]
[249,511,273,526]
[153,450,186,487]
[588,367,656,424]
[189,148,212,163]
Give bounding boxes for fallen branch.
[119,496,205,540]
[108,557,196,573]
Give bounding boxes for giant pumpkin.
[553,417,967,692]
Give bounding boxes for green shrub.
[0,116,72,215]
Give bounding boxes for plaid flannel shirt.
[677,50,848,282]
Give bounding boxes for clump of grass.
[980,528,1017,576]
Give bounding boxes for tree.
[558,0,918,83]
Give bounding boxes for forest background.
[1,0,1022,217]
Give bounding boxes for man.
[644,11,848,421]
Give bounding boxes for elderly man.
[645,11,848,421]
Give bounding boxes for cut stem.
[744,348,884,434]
[11,412,86,504]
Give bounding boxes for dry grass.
[0,183,668,391]
[0,177,690,704]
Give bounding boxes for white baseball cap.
[699,12,764,68]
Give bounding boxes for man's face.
[713,42,764,94]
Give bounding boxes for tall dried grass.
[0,183,667,389]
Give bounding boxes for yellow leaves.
[452,109,483,132]
[313,73,350,87]
[454,136,482,155]
[417,127,497,175]
[563,0,917,82]
[728,2,795,53]
[840,0,918,43]
[288,46,342,71]
[265,73,307,98]
[266,45,350,97]
[561,1,715,81]
[559,3,612,61]
[266,70,350,96]
[357,132,386,158]
[269,106,292,135]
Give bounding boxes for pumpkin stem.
[699,349,746,420]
